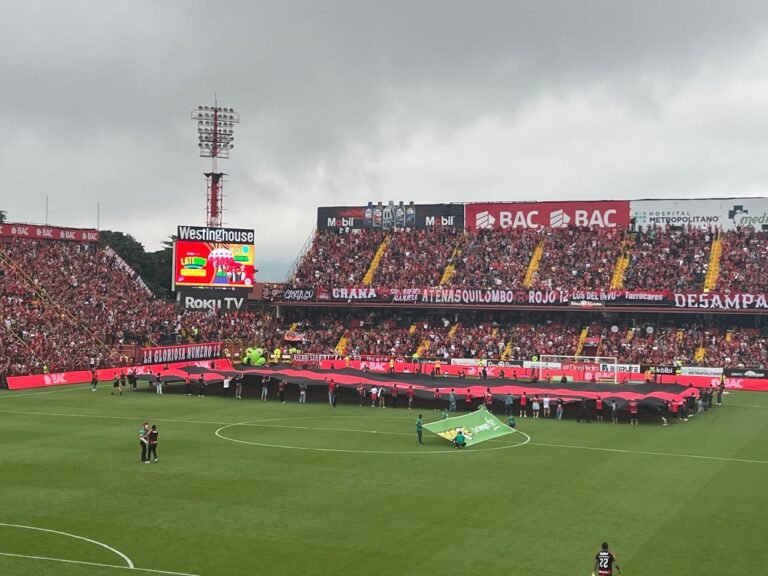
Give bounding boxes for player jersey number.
[599,557,610,568]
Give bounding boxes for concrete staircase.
[362,236,390,286]
[610,238,633,289]
[523,240,546,288]
[703,233,723,292]
[575,327,589,356]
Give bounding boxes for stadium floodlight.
[190,98,240,228]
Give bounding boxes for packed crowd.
[530,228,622,291]
[292,228,387,288]
[289,225,768,294]
[446,228,541,288]
[0,239,274,374]
[622,226,713,291]
[5,221,768,379]
[717,228,768,293]
[374,227,461,287]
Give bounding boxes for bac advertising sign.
[630,197,768,230]
[464,201,630,231]
[173,226,255,289]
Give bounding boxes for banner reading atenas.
[0,223,99,242]
[631,197,768,230]
[306,286,671,307]
[423,408,516,447]
[465,200,630,231]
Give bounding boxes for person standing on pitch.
[147,424,159,463]
[90,370,98,392]
[357,383,365,406]
[235,374,243,399]
[391,383,399,408]
[416,414,424,445]
[222,376,231,398]
[370,385,379,408]
[261,375,269,402]
[519,392,528,418]
[433,387,441,411]
[185,374,192,396]
[465,389,473,412]
[155,373,163,395]
[299,382,307,404]
[593,541,621,576]
[197,375,206,397]
[449,388,457,412]
[504,392,514,416]
[278,379,287,403]
[407,385,414,409]
[378,385,386,408]
[629,398,639,425]
[542,394,551,418]
[326,378,334,406]
[596,395,604,422]
[138,422,149,463]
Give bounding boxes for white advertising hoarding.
[630,198,768,230]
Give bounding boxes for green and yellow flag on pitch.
[422,406,515,446]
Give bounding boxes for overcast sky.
[3,1,768,280]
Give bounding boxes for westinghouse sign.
[177,225,255,244]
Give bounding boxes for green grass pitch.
[0,384,767,576]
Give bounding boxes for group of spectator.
[289,224,767,294]
[292,228,386,288]
[623,226,713,291]
[717,228,768,293]
[6,221,768,379]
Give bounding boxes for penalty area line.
[0,551,202,576]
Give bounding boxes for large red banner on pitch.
[464,201,631,231]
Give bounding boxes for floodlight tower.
[191,99,240,228]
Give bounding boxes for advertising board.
[173,226,255,289]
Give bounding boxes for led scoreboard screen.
[174,226,255,289]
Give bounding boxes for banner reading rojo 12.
[464,201,630,231]
[173,226,255,289]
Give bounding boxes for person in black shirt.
[147,425,159,463]
[593,542,621,576]
[197,375,206,397]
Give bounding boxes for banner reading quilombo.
[423,408,516,447]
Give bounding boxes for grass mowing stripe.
[0,385,92,398]
[530,441,768,465]
[0,552,202,576]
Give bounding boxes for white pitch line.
[530,442,768,465]
[215,420,531,455]
[2,407,766,464]
[0,551,202,576]
[0,523,133,567]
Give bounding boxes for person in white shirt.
[370,386,379,408]
[542,395,551,418]
[223,377,231,398]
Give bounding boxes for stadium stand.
[4,218,768,379]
